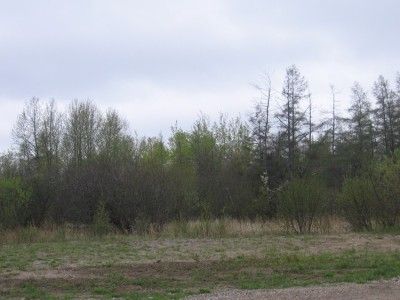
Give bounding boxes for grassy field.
[1,221,400,299]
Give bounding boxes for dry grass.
[0,217,351,244]
[160,217,350,238]
[0,224,109,245]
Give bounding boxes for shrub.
[91,201,112,236]
[339,176,375,231]
[339,152,400,231]
[278,177,327,233]
[252,172,277,219]
[134,213,153,235]
[168,219,190,237]
[190,218,227,238]
[0,178,31,229]
[372,155,400,227]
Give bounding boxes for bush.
[164,218,227,238]
[372,155,400,227]
[339,176,375,231]
[278,177,327,233]
[0,178,31,229]
[339,152,400,231]
[91,201,112,236]
[252,172,277,219]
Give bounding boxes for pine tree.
[275,65,308,176]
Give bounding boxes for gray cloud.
[1,0,400,150]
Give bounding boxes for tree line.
[1,65,400,232]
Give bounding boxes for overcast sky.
[1,0,400,151]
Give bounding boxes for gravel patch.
[187,278,400,300]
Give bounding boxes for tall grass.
[0,217,350,244]
[160,218,286,238]
[0,223,118,245]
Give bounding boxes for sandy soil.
[187,278,400,300]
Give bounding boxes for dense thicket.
[1,65,400,232]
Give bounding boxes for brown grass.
[0,224,102,245]
[0,217,351,244]
[160,217,350,238]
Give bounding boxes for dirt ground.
[187,278,400,300]
[2,233,400,298]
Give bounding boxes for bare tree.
[13,98,42,167]
[307,93,314,150]
[64,100,101,165]
[249,73,272,172]
[40,99,63,167]
[98,109,131,160]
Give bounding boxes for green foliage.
[0,178,31,229]
[339,176,375,230]
[91,201,112,236]
[134,213,153,235]
[252,172,276,219]
[340,151,400,230]
[168,129,198,220]
[278,177,327,233]
[4,69,400,231]
[372,151,400,227]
